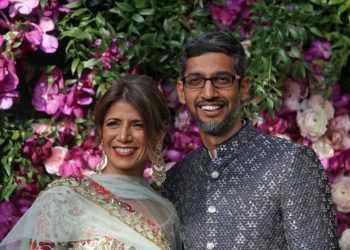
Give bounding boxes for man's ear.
[240,77,251,101]
[176,80,186,105]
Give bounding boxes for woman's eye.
[106,121,119,127]
[132,122,144,129]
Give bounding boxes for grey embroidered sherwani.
[163,121,339,249]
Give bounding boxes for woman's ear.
[240,77,251,101]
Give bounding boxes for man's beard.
[194,98,241,136]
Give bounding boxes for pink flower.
[32,68,65,116]
[257,112,288,136]
[44,146,68,175]
[304,40,332,62]
[22,137,53,165]
[336,211,350,237]
[60,71,95,118]
[0,201,20,241]
[330,84,350,116]
[332,176,350,213]
[0,90,18,109]
[56,117,77,145]
[59,147,86,177]
[0,56,19,92]
[9,0,39,17]
[0,0,9,9]
[24,17,58,53]
[175,110,192,131]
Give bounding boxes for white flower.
[311,138,334,159]
[307,94,334,120]
[297,107,328,141]
[340,229,350,250]
[332,176,350,213]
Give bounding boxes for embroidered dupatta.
[0,174,181,250]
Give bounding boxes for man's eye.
[189,77,203,85]
[215,75,231,82]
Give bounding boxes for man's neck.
[200,119,244,156]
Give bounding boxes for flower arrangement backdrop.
[1,0,350,245]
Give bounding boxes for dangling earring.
[152,143,166,186]
[96,152,107,174]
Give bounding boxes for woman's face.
[101,100,147,176]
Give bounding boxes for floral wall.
[0,0,350,246]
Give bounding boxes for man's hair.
[94,74,170,162]
[179,32,246,78]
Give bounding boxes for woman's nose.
[117,125,132,142]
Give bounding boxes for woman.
[0,75,181,249]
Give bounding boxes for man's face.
[177,52,250,136]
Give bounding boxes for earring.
[152,143,166,186]
[96,152,107,174]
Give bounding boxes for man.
[163,32,339,249]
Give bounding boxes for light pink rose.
[44,146,68,175]
[340,228,350,250]
[332,176,350,213]
[328,115,350,150]
[297,107,328,141]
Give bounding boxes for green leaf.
[329,0,345,5]
[309,27,322,37]
[61,27,92,41]
[116,2,134,12]
[287,47,301,58]
[83,58,100,69]
[64,0,83,9]
[128,24,140,35]
[71,58,80,74]
[132,14,145,23]
[139,8,155,15]
[134,0,147,9]
[96,12,105,27]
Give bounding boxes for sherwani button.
[206,242,215,249]
[211,171,219,179]
[208,206,217,213]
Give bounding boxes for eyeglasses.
[182,74,241,89]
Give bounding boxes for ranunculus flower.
[340,228,350,250]
[311,138,334,159]
[297,107,328,141]
[332,176,350,213]
[44,146,68,175]
[307,94,334,120]
[327,115,350,151]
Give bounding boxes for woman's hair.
[94,74,170,162]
